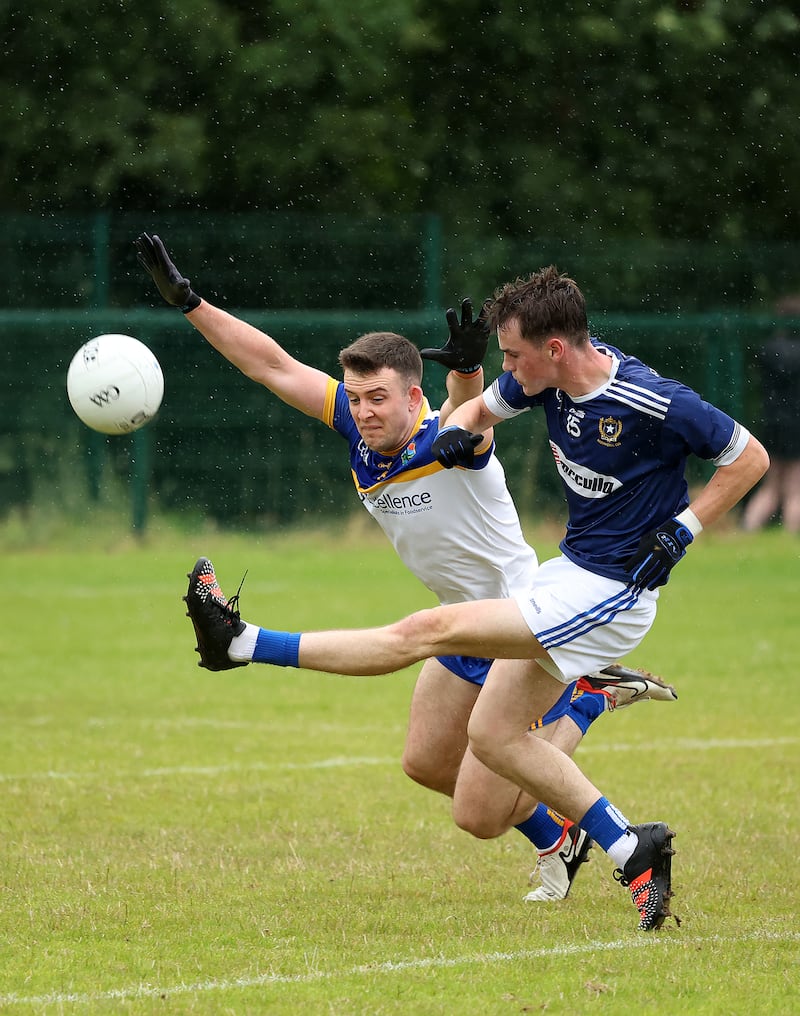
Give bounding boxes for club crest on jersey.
[401,441,417,466]
[598,416,623,447]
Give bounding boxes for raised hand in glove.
[624,516,695,591]
[431,425,483,468]
[134,233,201,313]
[420,298,489,373]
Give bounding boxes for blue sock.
[532,682,574,729]
[515,804,568,851]
[252,628,301,667]
[567,688,609,735]
[579,796,631,853]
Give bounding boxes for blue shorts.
[437,654,492,686]
[437,654,578,727]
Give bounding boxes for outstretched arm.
[135,232,329,419]
[183,302,330,419]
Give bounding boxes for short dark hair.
[338,332,423,385]
[487,266,589,345]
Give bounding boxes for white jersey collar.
[568,347,619,403]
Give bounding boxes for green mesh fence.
[3,213,798,314]
[501,238,800,314]
[0,212,443,312]
[0,305,784,531]
[2,213,796,530]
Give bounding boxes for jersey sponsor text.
[550,441,622,498]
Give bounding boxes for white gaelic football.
[66,334,164,435]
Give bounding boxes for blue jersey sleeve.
[662,383,741,464]
[486,372,542,417]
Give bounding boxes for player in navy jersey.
[183,265,768,930]
[485,338,748,584]
[137,235,677,906]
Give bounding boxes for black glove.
[419,298,489,373]
[134,232,202,313]
[431,425,483,468]
[624,517,695,591]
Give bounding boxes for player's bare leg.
[402,658,478,796]
[742,462,783,530]
[452,742,539,836]
[186,558,677,929]
[295,599,544,675]
[467,657,601,820]
[782,460,800,532]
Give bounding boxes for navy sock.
[515,804,568,851]
[252,628,301,667]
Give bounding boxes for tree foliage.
[2,0,798,244]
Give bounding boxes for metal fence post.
[131,427,150,534]
[85,430,105,503]
[422,214,442,310]
[91,211,111,310]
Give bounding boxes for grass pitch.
[1,521,799,1014]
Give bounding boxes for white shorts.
[513,555,658,684]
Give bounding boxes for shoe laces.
[223,570,247,620]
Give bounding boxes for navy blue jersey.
[484,340,748,582]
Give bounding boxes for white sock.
[606,827,638,868]
[228,622,259,662]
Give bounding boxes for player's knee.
[452,803,506,840]
[398,604,463,653]
[401,751,454,796]
[466,728,524,793]
[466,713,501,772]
[391,608,445,658]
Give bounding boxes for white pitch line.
[1,932,797,1008]
[0,757,398,783]
[0,736,797,785]
[581,735,800,753]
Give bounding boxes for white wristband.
[675,507,703,536]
